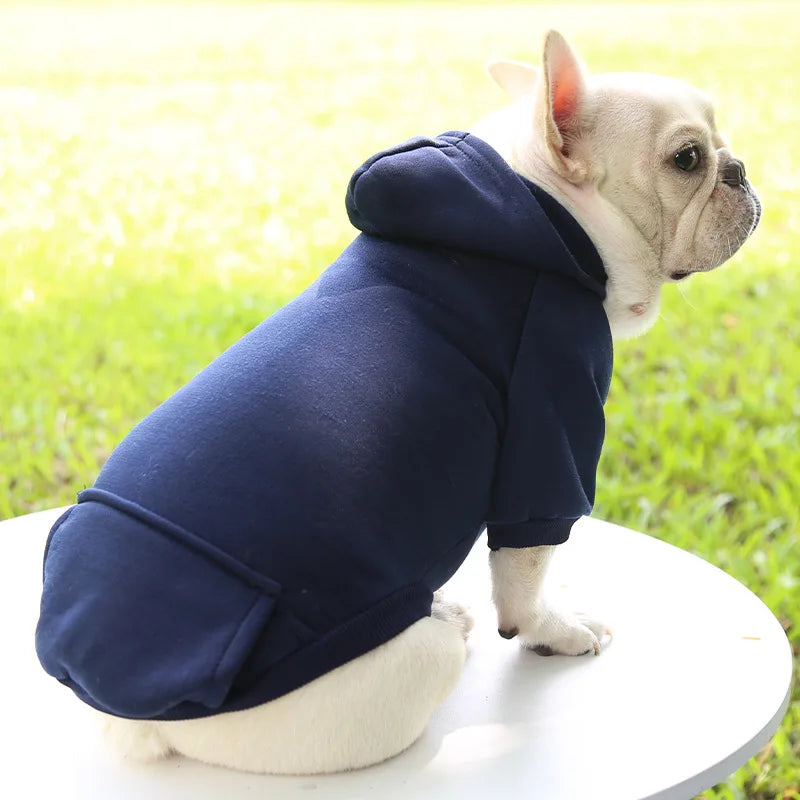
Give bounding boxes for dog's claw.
[520,610,610,657]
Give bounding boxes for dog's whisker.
[676,282,699,310]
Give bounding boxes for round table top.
[3,507,791,800]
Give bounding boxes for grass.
[1,2,797,796]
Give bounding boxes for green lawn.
[1,2,797,796]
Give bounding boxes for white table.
[4,508,791,800]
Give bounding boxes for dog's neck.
[472,98,662,339]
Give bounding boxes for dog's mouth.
[669,271,692,281]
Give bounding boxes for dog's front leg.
[490,546,610,655]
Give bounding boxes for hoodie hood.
[346,131,607,298]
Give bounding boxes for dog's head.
[478,31,761,338]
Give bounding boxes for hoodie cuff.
[486,517,579,550]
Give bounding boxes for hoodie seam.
[210,592,272,686]
[443,135,530,225]
[484,270,542,520]
[499,272,539,420]
[77,488,281,596]
[354,135,455,183]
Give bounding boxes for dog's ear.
[486,59,539,101]
[540,30,590,183]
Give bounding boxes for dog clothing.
[36,131,613,721]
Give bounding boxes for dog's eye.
[674,145,701,172]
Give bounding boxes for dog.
[36,31,761,774]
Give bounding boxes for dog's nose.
[498,627,519,639]
[722,159,746,188]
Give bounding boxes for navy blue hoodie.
[36,132,612,721]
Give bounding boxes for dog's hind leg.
[102,606,469,775]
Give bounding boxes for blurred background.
[0,2,797,796]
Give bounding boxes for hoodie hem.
[486,517,579,549]
[149,581,435,721]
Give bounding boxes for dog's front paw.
[518,606,611,657]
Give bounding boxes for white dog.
[41,31,760,774]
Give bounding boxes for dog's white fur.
[102,595,471,773]
[475,36,759,339]
[490,546,608,656]
[102,32,760,774]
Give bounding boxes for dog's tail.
[101,714,172,762]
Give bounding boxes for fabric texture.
[36,131,613,721]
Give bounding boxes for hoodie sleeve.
[486,272,613,549]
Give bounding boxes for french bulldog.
[89,30,761,773]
